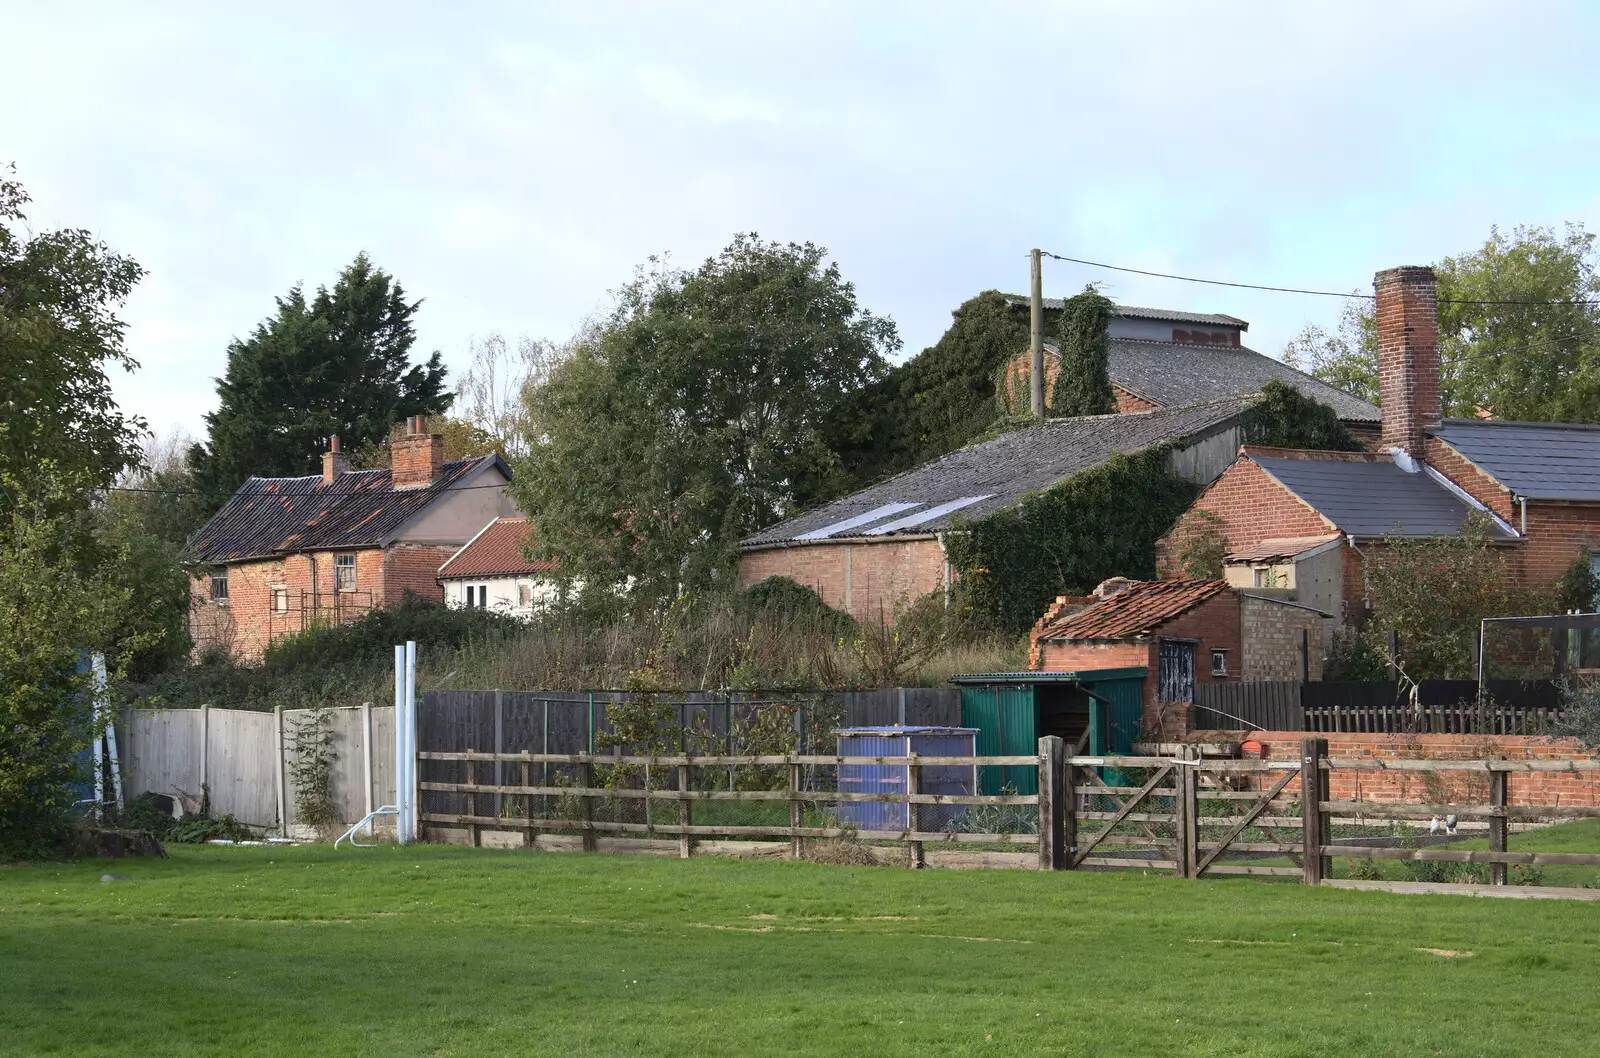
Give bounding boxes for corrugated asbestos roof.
[1105,339,1380,423]
[742,398,1251,548]
[438,517,558,579]
[188,455,510,564]
[1036,580,1229,640]
[1225,534,1343,563]
[1250,453,1516,539]
[1003,295,1248,328]
[1430,418,1600,501]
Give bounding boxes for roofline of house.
[1235,591,1334,618]
[738,532,939,552]
[436,514,506,577]
[380,454,514,549]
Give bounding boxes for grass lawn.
[4,845,1600,1056]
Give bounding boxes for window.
[477,584,490,609]
[209,571,229,603]
[271,586,289,613]
[518,582,533,607]
[1211,649,1229,677]
[334,553,356,592]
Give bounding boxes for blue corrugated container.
[836,726,978,832]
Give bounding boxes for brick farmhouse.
[1158,265,1600,629]
[188,417,518,660]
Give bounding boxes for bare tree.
[457,333,560,458]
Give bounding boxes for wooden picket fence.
[417,739,1600,899]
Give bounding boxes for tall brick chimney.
[321,434,348,485]
[391,415,443,489]
[1375,265,1441,456]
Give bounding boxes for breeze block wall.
[1240,596,1326,681]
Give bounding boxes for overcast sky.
[8,2,1600,442]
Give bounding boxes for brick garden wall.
[738,538,947,622]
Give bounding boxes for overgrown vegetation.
[1241,379,1364,451]
[110,791,256,845]
[1051,285,1116,417]
[943,448,1200,632]
[287,706,339,831]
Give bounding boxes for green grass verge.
[4,845,1600,1056]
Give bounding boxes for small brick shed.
[1030,579,1329,740]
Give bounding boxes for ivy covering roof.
[741,398,1251,548]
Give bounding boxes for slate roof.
[188,455,511,565]
[1249,452,1517,540]
[1430,419,1600,501]
[742,398,1251,548]
[1104,339,1380,423]
[1004,295,1248,328]
[1035,580,1229,640]
[438,517,557,579]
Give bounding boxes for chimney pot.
[322,433,349,484]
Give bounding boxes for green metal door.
[1081,675,1146,754]
[960,684,1037,795]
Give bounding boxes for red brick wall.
[1375,266,1441,455]
[192,544,452,662]
[1345,423,1383,451]
[1189,732,1600,808]
[1157,458,1337,577]
[391,432,443,488]
[1112,383,1159,413]
[1423,436,1516,522]
[738,538,947,622]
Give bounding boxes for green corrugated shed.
[950,669,1149,794]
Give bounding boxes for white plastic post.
[405,640,417,842]
[394,645,408,844]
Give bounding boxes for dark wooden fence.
[1192,680,1563,734]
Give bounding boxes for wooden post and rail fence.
[416,737,1600,897]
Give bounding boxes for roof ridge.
[1437,417,1600,432]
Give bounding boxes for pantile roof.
[188,455,511,565]
[438,517,557,579]
[1430,418,1600,501]
[742,398,1251,548]
[1036,580,1229,640]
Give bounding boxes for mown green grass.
[4,844,1599,1056]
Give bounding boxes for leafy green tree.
[513,235,898,603]
[0,167,146,511]
[1284,224,1600,422]
[1051,285,1116,416]
[1,471,147,857]
[188,254,451,511]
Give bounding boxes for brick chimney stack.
[391,415,444,489]
[321,434,349,485]
[1375,265,1441,456]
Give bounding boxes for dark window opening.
[210,572,229,602]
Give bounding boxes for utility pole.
[1029,248,1045,419]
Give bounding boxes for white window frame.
[210,571,229,603]
[334,553,357,592]
[1211,648,1229,677]
[270,585,290,613]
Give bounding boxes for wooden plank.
[417,815,1037,843]
[1177,747,1198,879]
[1073,765,1173,866]
[1195,762,1302,876]
[1320,801,1600,822]
[1489,769,1508,886]
[1078,857,1179,870]
[1322,879,1600,901]
[788,762,802,861]
[1061,751,1078,872]
[416,782,1035,806]
[1202,865,1302,877]
[1324,847,1600,866]
[1325,758,1600,773]
[677,763,692,859]
[1301,738,1328,886]
[417,751,1041,766]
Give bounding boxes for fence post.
[1061,747,1078,870]
[579,759,597,853]
[199,703,210,808]
[1178,745,1199,879]
[273,705,287,839]
[1299,737,1328,885]
[1489,767,1508,886]
[677,762,693,859]
[521,754,533,849]
[467,750,480,847]
[788,761,803,861]
[361,702,375,826]
[1037,736,1066,870]
[494,690,504,821]
[907,753,924,869]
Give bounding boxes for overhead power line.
[1039,250,1600,307]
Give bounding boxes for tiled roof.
[1248,451,1517,540]
[1036,580,1228,640]
[1225,534,1343,563]
[1430,418,1600,501]
[741,398,1251,547]
[438,517,557,579]
[187,455,511,565]
[1103,339,1380,423]
[1003,295,1248,328]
